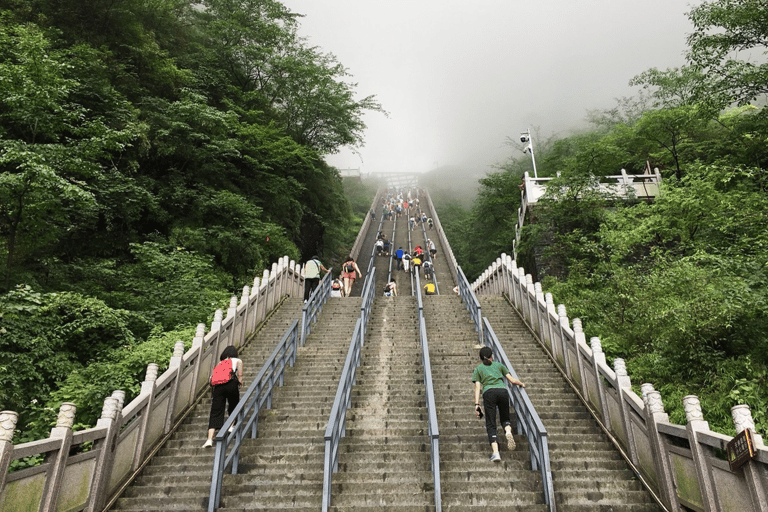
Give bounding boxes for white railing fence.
[0,255,306,512]
[472,253,767,512]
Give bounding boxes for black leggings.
[208,380,240,430]
[482,387,512,445]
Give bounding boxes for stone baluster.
[240,285,252,337]
[517,267,526,313]
[683,395,717,511]
[556,305,570,374]
[252,276,263,326]
[164,341,186,433]
[270,262,279,309]
[0,411,18,490]
[226,295,237,319]
[189,323,207,396]
[731,404,767,511]
[544,293,556,353]
[642,387,676,510]
[262,269,272,314]
[86,397,121,512]
[133,364,159,470]
[534,283,545,340]
[40,403,76,511]
[525,274,535,324]
[590,337,611,428]
[613,358,639,465]
[571,319,588,394]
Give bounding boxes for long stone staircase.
[110,297,359,511]
[480,295,663,511]
[330,295,435,511]
[105,191,665,512]
[424,295,548,511]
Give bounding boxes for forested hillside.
[436,0,768,436]
[0,0,381,444]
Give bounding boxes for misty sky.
[284,0,698,176]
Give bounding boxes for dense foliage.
[439,0,768,435]
[0,0,382,441]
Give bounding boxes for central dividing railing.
[415,272,442,511]
[322,268,376,512]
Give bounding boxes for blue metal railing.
[301,269,332,345]
[415,272,442,511]
[322,269,376,511]
[207,319,300,512]
[482,318,555,511]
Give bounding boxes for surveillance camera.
[520,135,529,143]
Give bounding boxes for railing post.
[240,285,250,342]
[251,276,262,329]
[571,319,588,394]
[590,337,611,428]
[556,305,570,372]
[0,411,18,491]
[544,293,556,354]
[642,385,677,510]
[164,341,186,434]
[226,296,238,347]
[613,358,639,466]
[132,364,158,470]
[40,402,76,512]
[517,267,526,317]
[683,395,717,512]
[262,269,271,318]
[533,283,545,340]
[190,323,206,396]
[85,396,120,512]
[731,404,767,510]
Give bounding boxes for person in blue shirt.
[395,247,404,270]
[472,346,525,462]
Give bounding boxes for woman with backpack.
[341,256,362,296]
[472,346,525,462]
[203,346,244,447]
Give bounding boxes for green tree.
[687,0,768,109]
[0,20,140,291]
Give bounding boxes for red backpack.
[211,359,235,386]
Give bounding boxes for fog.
[284,0,697,178]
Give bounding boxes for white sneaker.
[202,439,213,448]
[489,452,501,462]
[506,430,516,451]
[228,425,235,433]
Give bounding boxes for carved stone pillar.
[590,337,611,428]
[731,404,767,511]
[0,411,18,490]
[613,358,638,465]
[41,403,76,511]
[683,395,717,511]
[642,388,676,509]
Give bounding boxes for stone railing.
[513,169,662,260]
[350,188,385,262]
[473,254,767,512]
[0,255,304,512]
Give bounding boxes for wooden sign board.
[727,429,756,472]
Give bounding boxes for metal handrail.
[415,272,442,511]
[457,266,483,346]
[301,269,332,345]
[207,319,300,512]
[322,269,376,511]
[482,318,555,511]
